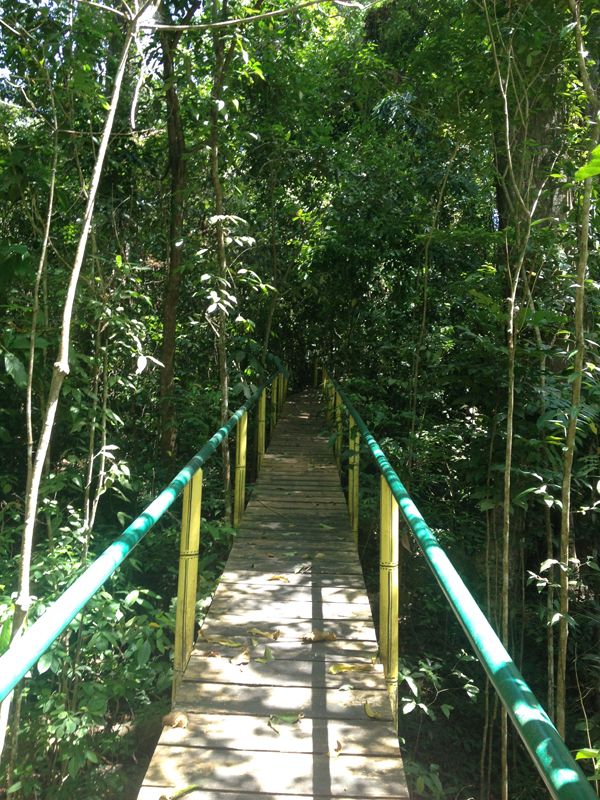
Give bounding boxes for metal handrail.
[325,372,596,800]
[0,369,285,703]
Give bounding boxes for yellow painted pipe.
[173,469,202,703]
[257,390,266,473]
[349,414,360,547]
[313,356,319,387]
[335,391,342,474]
[380,475,399,729]
[233,411,248,526]
[270,375,278,434]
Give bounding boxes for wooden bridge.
[137,389,408,800]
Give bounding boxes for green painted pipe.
[329,376,596,800]
[0,372,283,704]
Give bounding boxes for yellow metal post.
[335,391,342,474]
[379,475,399,729]
[233,411,248,526]
[313,356,319,387]
[173,469,202,703]
[257,389,266,473]
[270,376,278,435]
[349,414,360,546]
[284,363,289,404]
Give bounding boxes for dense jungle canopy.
[0,0,600,797]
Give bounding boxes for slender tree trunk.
[208,1,238,519]
[159,30,190,462]
[557,173,593,737]
[557,0,599,739]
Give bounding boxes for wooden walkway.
[138,389,408,800]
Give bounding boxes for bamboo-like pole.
[173,469,202,703]
[257,390,266,473]
[233,411,248,526]
[380,475,399,729]
[349,414,360,546]
[313,356,319,387]
[270,376,278,435]
[284,363,289,404]
[335,391,342,473]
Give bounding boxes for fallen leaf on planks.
[255,646,274,664]
[294,563,311,574]
[247,628,282,640]
[231,645,251,666]
[251,638,258,647]
[338,684,354,692]
[159,785,202,800]
[329,664,373,674]
[283,551,297,557]
[267,553,275,558]
[319,523,334,530]
[315,553,325,558]
[328,740,343,759]
[162,711,188,729]
[364,700,382,719]
[302,629,337,643]
[201,651,221,658]
[268,575,290,582]
[268,712,305,734]
[281,531,300,536]
[201,634,241,647]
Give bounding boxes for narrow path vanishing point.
[138,389,409,800]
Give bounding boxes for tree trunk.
[159,30,189,462]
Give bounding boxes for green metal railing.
[319,365,596,800]
[0,367,288,705]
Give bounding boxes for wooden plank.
[211,584,371,605]
[220,570,365,588]
[197,618,378,643]
[142,748,407,796]
[173,682,392,722]
[182,654,384,689]
[154,713,400,756]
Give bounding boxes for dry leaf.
[302,629,337,643]
[255,646,274,664]
[268,575,290,582]
[315,553,325,558]
[162,711,188,729]
[267,553,275,558]
[295,563,311,574]
[329,664,373,674]
[251,637,258,646]
[202,651,221,658]
[246,627,282,640]
[231,645,251,666]
[201,634,241,647]
[364,700,382,719]
[328,740,343,758]
[319,523,334,530]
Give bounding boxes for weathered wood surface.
[138,389,408,800]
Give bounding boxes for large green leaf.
[4,353,27,388]
[574,144,600,181]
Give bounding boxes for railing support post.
[380,475,399,729]
[270,376,278,435]
[233,411,248,526]
[349,414,359,546]
[257,389,266,473]
[173,468,202,703]
[335,391,342,473]
[283,364,289,406]
[313,356,319,387]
